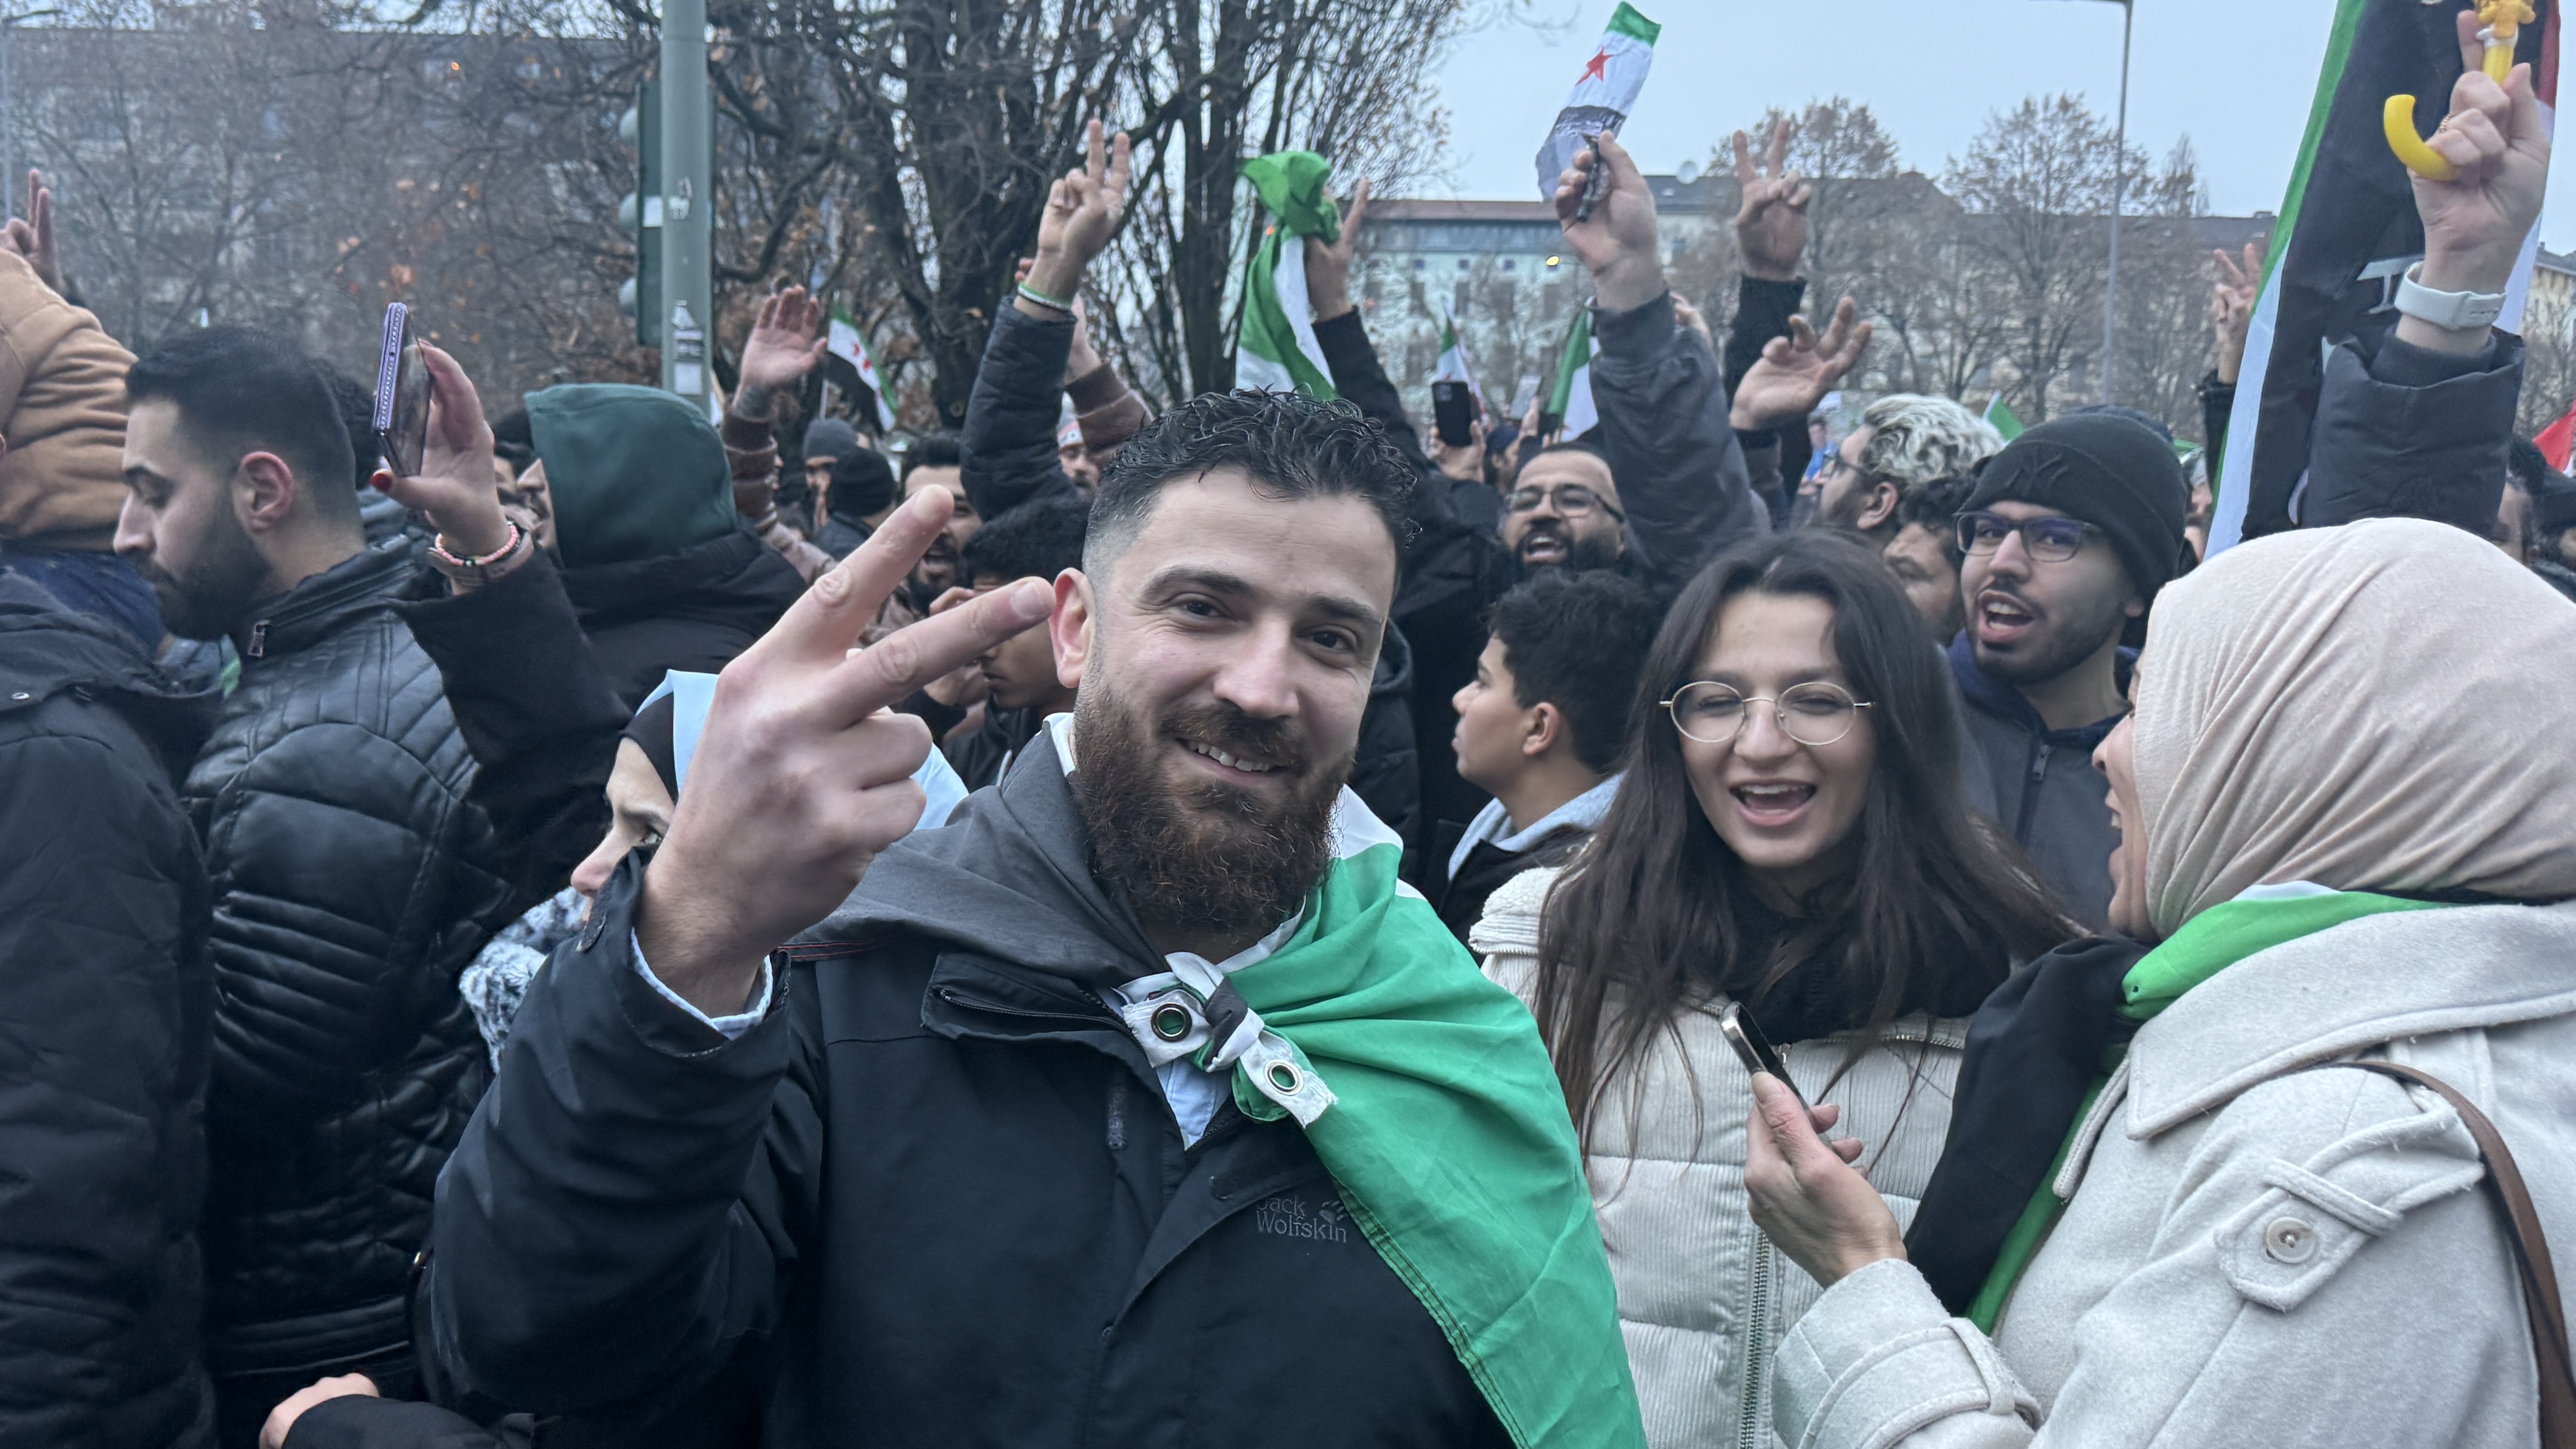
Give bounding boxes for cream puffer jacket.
[1770,899,2576,1449]
[1471,865,1970,1449]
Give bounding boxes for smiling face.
[1679,592,1877,906]
[1057,469,1396,947]
[1959,500,2139,687]
[2095,708,2151,938]
[904,464,979,597]
[1502,449,1625,571]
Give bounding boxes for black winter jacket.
[0,571,218,1449]
[190,542,516,1384]
[1949,634,2127,930]
[424,856,1512,1449]
[560,528,804,710]
[958,302,1087,521]
[2300,331,2522,534]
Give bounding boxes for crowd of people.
[4,17,2575,1448]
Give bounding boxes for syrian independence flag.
[2540,394,2576,470]
[1544,307,1599,438]
[825,305,898,431]
[1534,3,1660,200]
[1435,303,1484,409]
[1236,151,1341,399]
[2210,0,2557,555]
[1983,395,2026,441]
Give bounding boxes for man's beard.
[1970,579,2130,687]
[136,508,269,641]
[1070,686,1346,944]
[1514,520,1624,575]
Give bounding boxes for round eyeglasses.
[1954,511,2103,564]
[1660,680,1873,747]
[1504,483,1624,520]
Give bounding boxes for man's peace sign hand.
[635,489,1055,1014]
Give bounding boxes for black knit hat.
[1960,413,2190,603]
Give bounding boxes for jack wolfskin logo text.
[1256,1195,1350,1243]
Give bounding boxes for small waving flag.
[1435,302,1485,412]
[825,305,898,431]
[1544,307,1598,438]
[1982,395,2026,441]
[1534,3,1661,201]
[1235,151,1340,399]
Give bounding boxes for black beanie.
[829,447,899,523]
[1961,413,2190,604]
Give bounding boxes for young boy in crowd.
[941,495,1089,789]
[1436,570,1662,942]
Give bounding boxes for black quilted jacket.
[185,542,513,1383]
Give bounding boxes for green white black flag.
[1236,151,1340,399]
[2209,0,2557,554]
[1545,307,1597,438]
[1534,3,1660,200]
[1435,303,1483,410]
[825,305,898,431]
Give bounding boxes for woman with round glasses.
[1469,530,2069,1447]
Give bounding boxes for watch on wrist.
[2395,262,2507,333]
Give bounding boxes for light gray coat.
[1773,899,2576,1448]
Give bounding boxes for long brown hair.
[1532,531,2069,1145]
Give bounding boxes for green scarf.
[1965,888,2455,1330]
[1230,799,1646,1449]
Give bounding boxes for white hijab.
[2135,518,2576,936]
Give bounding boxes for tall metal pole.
[4,18,16,219]
[2101,0,2132,406]
[659,0,711,409]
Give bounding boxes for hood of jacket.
[0,568,216,774]
[2125,898,2576,1138]
[560,526,802,636]
[1946,630,2133,750]
[808,724,1164,981]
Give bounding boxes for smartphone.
[372,302,432,480]
[1432,380,1475,447]
[1720,1001,1805,1107]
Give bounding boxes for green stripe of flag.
[1605,0,1659,43]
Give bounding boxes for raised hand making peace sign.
[635,493,1056,1014]
[1020,119,1134,317]
[1733,119,1811,284]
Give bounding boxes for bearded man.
[423,390,1644,1449]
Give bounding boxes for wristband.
[2395,261,2506,333]
[1016,281,1076,314]
[427,520,528,586]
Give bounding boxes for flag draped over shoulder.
[1237,151,1342,399]
[1435,302,1484,409]
[1545,308,1598,438]
[825,305,898,431]
[2209,0,2558,555]
[1534,3,1660,201]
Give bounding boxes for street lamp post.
[2044,0,2134,406]
[0,8,60,215]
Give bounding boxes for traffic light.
[617,79,662,348]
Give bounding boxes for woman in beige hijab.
[1739,518,2576,1448]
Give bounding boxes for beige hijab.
[2136,518,2576,936]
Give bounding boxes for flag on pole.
[825,305,898,431]
[2540,396,2576,472]
[1434,302,1484,411]
[1982,395,2026,441]
[1544,308,1598,438]
[2210,0,2558,555]
[1534,4,1661,200]
[1236,151,1341,399]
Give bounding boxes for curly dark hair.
[1085,390,1417,575]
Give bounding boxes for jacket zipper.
[1736,1041,1785,1449]
[931,985,1112,1028]
[245,621,269,660]
[2013,736,2049,842]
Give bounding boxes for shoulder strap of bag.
[2333,1059,2576,1448]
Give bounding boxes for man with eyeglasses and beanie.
[1948,412,2188,927]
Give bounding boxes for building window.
[1454,281,1470,315]
[1412,258,1427,272]
[1502,259,1516,272]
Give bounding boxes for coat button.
[2263,1216,2318,1264]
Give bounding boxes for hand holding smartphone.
[373,302,432,480]
[1720,1000,1803,1107]
[1432,380,1476,448]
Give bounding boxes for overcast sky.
[1427,0,2576,252]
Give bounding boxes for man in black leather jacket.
[114,327,520,1448]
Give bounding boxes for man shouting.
[425,385,1642,1448]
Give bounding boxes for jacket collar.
[233,540,412,662]
[2122,899,2576,1137]
[1945,631,2133,748]
[0,569,218,769]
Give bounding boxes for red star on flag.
[1579,47,1609,83]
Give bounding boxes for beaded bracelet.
[426,519,529,586]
